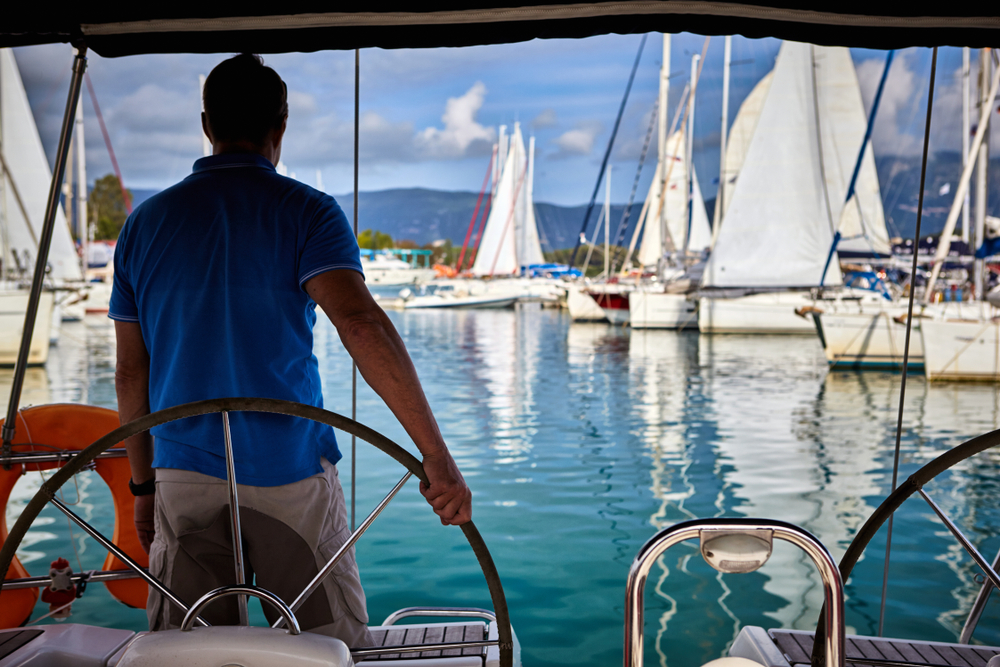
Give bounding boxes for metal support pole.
[352,47,360,532]
[2,47,87,464]
[221,412,249,625]
[50,496,209,627]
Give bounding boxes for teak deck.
[367,623,487,660]
[770,630,1000,667]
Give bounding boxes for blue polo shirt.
[109,153,362,486]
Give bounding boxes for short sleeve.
[297,195,364,287]
[108,220,139,322]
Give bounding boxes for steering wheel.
[0,397,513,667]
[810,426,1000,667]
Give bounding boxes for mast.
[683,53,699,257]
[974,48,990,299]
[604,165,611,277]
[713,35,731,239]
[962,48,971,245]
[199,74,211,157]
[75,99,87,273]
[658,34,670,261]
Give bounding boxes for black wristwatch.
[128,478,156,496]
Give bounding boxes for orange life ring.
[0,404,148,628]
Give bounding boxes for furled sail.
[0,49,81,282]
[703,42,844,288]
[471,123,542,275]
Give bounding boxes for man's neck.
[213,142,280,167]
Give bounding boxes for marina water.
[6,305,1000,666]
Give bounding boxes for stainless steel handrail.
[623,519,844,667]
[180,585,301,634]
[382,606,497,626]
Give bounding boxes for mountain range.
[126,152,1000,251]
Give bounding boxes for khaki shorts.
[147,458,374,648]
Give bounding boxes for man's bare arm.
[114,320,156,552]
[304,269,471,526]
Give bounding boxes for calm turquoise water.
[6,306,1000,666]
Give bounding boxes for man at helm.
[110,53,471,646]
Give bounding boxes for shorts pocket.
[317,528,369,625]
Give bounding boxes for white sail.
[636,131,686,266]
[703,42,843,288]
[519,135,545,267]
[687,166,712,253]
[719,71,772,221]
[0,49,81,282]
[813,48,890,256]
[472,123,542,276]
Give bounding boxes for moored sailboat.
[699,43,888,335]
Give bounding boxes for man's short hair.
[203,53,288,146]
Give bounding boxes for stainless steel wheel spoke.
[918,488,1000,592]
[222,411,249,625]
[274,471,412,629]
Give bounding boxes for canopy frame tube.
[1,46,88,461]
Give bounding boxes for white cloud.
[415,82,495,159]
[531,108,558,129]
[856,50,1000,157]
[550,121,602,159]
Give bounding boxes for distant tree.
[358,229,394,249]
[89,174,131,240]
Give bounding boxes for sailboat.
[630,37,729,329]
[698,42,889,335]
[918,49,1000,381]
[0,48,84,364]
[470,123,543,278]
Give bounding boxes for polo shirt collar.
[193,153,276,173]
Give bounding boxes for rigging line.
[488,162,529,276]
[568,33,647,269]
[351,48,359,532]
[610,95,658,275]
[456,148,495,272]
[877,46,937,639]
[84,72,131,214]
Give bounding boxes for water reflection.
[6,308,1000,664]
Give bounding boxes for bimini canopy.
[1,4,999,56]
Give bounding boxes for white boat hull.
[814,309,922,369]
[566,284,606,322]
[921,317,1000,381]
[698,291,815,334]
[0,290,53,365]
[629,291,697,329]
[404,294,517,309]
[365,267,436,286]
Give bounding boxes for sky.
[12,37,999,207]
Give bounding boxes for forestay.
[703,42,844,289]
[0,50,81,282]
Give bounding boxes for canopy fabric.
[3,4,999,55]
